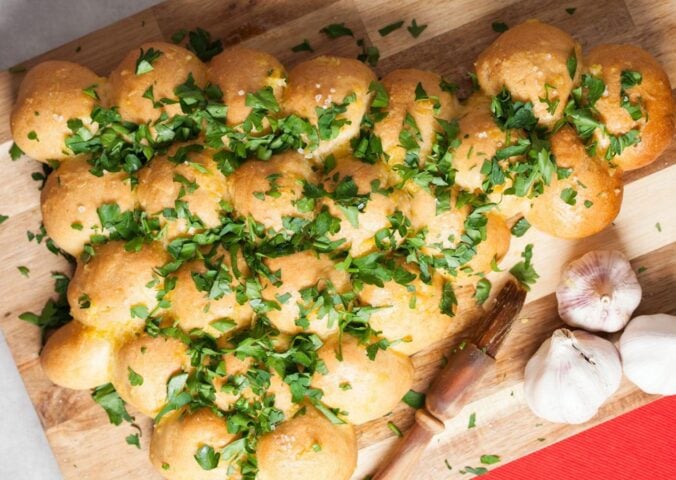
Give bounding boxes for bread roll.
[10,61,104,162]
[67,241,170,332]
[453,94,530,219]
[167,252,252,338]
[136,146,228,239]
[374,69,459,171]
[262,251,351,337]
[321,155,403,256]
[212,353,295,417]
[110,333,189,417]
[585,44,674,171]
[256,405,357,480]
[208,46,286,127]
[40,321,114,390]
[526,126,623,238]
[357,266,454,355]
[311,334,414,424]
[466,212,511,278]
[41,157,136,256]
[228,151,317,232]
[108,42,207,124]
[475,20,582,126]
[283,56,376,160]
[150,409,238,480]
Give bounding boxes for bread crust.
[585,44,674,171]
[10,61,103,162]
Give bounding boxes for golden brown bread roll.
[212,353,295,417]
[228,151,317,232]
[526,126,623,238]
[283,56,376,160]
[167,253,252,338]
[41,157,136,256]
[67,241,170,332]
[150,409,239,480]
[208,46,287,127]
[453,94,531,219]
[311,334,414,425]
[108,42,207,124]
[110,333,189,417]
[321,155,404,256]
[262,251,351,337]
[256,405,357,480]
[40,321,114,390]
[10,61,104,162]
[374,69,459,171]
[585,44,674,171]
[136,145,229,239]
[357,265,454,355]
[475,20,582,127]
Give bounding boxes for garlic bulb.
[619,314,676,395]
[556,250,642,332]
[524,328,622,424]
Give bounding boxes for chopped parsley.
[468,412,476,429]
[291,39,314,53]
[509,244,539,290]
[135,47,163,75]
[320,23,354,38]
[387,421,403,437]
[560,187,578,205]
[480,454,501,465]
[194,445,220,470]
[17,266,30,277]
[378,20,404,37]
[511,218,531,237]
[402,389,426,409]
[474,278,491,305]
[407,19,428,38]
[186,28,224,61]
[9,142,24,160]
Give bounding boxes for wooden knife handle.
[372,409,444,480]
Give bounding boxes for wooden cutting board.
[0,0,674,478]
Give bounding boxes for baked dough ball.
[256,405,357,480]
[585,44,674,171]
[526,127,623,239]
[262,251,351,337]
[212,353,295,417]
[67,241,170,332]
[40,321,114,390]
[311,334,414,425]
[283,56,376,160]
[10,61,104,162]
[167,252,252,338]
[321,155,403,256]
[475,20,582,126]
[110,333,189,417]
[108,42,207,124]
[208,46,286,127]
[374,69,459,170]
[150,409,238,480]
[403,186,509,279]
[453,94,530,219]
[229,152,317,232]
[137,146,228,239]
[357,266,454,355]
[41,157,136,256]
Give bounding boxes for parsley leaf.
[481,454,501,465]
[291,39,314,53]
[402,389,426,408]
[135,47,163,75]
[560,187,577,205]
[125,433,141,449]
[186,28,224,62]
[510,218,531,237]
[320,23,353,38]
[379,20,404,37]
[509,244,539,290]
[128,367,144,386]
[566,51,577,80]
[92,383,134,425]
[474,278,491,305]
[194,445,220,470]
[9,142,24,160]
[407,19,427,38]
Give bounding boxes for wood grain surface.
[0,1,674,479]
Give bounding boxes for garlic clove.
[619,314,676,395]
[524,328,622,424]
[556,250,642,333]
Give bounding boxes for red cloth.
[485,396,676,479]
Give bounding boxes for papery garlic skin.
[620,314,676,395]
[557,250,642,333]
[524,328,622,424]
